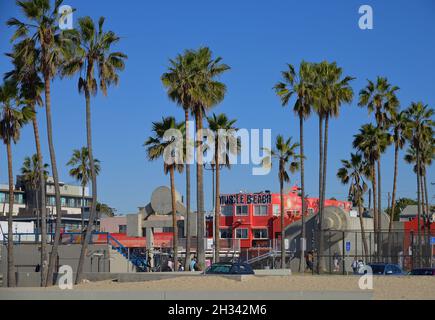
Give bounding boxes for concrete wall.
[1,244,115,286]
[100,216,127,233]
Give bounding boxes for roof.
[400,205,419,217]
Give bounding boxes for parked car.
[204,262,255,275]
[367,263,404,275]
[409,268,435,275]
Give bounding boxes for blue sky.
[0,0,434,213]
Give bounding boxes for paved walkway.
[0,289,373,300]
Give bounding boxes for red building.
[207,186,351,249]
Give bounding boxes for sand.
[68,275,435,300]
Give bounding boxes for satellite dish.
[150,186,182,215]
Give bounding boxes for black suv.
[204,262,255,275]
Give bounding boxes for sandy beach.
[77,275,435,299]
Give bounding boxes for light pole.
[204,163,216,261]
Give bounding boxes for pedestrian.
[167,257,174,272]
[333,252,340,272]
[178,260,184,272]
[190,257,197,272]
[351,257,358,274]
[306,251,314,271]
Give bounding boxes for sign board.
[431,237,435,245]
[345,241,351,252]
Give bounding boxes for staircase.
[107,234,148,272]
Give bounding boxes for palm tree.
[0,80,34,287]
[8,0,71,286]
[353,124,389,258]
[161,50,197,270]
[67,147,101,231]
[312,61,354,272]
[189,47,230,269]
[358,77,399,234]
[337,153,369,257]
[404,102,434,266]
[20,154,49,224]
[4,37,49,286]
[60,15,127,284]
[388,111,410,232]
[206,113,239,262]
[274,61,314,271]
[262,135,299,268]
[145,117,184,271]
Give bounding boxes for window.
[219,228,232,239]
[119,225,127,234]
[253,228,268,239]
[235,228,248,239]
[273,204,280,216]
[221,205,233,216]
[254,205,268,216]
[235,205,248,216]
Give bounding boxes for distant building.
[399,205,434,222]
[0,175,92,217]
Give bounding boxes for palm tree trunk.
[377,158,382,256]
[195,108,205,269]
[214,143,220,263]
[279,167,285,269]
[81,186,85,231]
[424,173,431,264]
[357,192,369,258]
[184,109,191,271]
[44,74,63,287]
[388,142,399,232]
[372,164,378,258]
[299,114,306,273]
[316,115,323,273]
[6,142,16,287]
[319,113,329,272]
[76,88,98,284]
[416,148,422,267]
[169,166,178,271]
[31,105,48,287]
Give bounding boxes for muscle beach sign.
[220,193,272,205]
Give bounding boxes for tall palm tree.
[161,50,197,270]
[20,154,49,223]
[206,113,239,262]
[60,15,127,284]
[8,0,71,286]
[404,102,434,266]
[189,47,230,269]
[67,147,101,231]
[145,117,184,271]
[4,37,49,286]
[313,61,354,272]
[353,124,389,258]
[358,77,399,234]
[262,135,299,268]
[337,153,369,257]
[388,111,410,232]
[0,80,34,287]
[274,61,314,271]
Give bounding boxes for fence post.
[342,231,345,275]
[329,230,332,274]
[410,230,414,270]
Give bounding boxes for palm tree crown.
[67,147,101,187]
